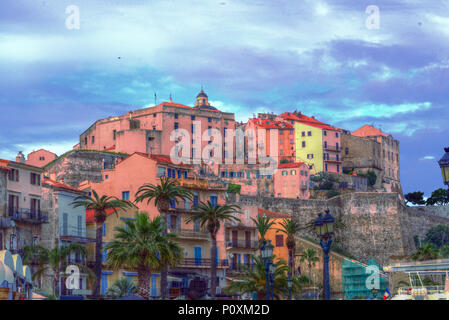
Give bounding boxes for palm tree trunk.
[93,222,104,298]
[308,263,312,285]
[137,264,151,300]
[159,201,169,300]
[210,234,217,300]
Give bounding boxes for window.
[191,115,195,120]
[170,199,176,209]
[345,147,349,155]
[290,170,296,175]
[302,141,306,148]
[10,234,17,251]
[39,156,45,161]
[324,141,327,148]
[113,130,116,140]
[275,234,284,247]
[282,171,287,176]
[122,191,130,201]
[174,113,178,119]
[280,149,284,155]
[323,131,327,136]
[84,137,87,146]
[8,169,19,181]
[246,172,250,179]
[337,165,340,172]
[280,139,283,144]
[208,117,212,123]
[77,216,82,236]
[290,130,293,134]
[290,139,294,144]
[336,132,339,138]
[191,124,195,133]
[30,172,40,185]
[104,175,108,180]
[157,167,165,177]
[210,194,218,208]
[153,113,156,118]
[325,163,328,171]
[307,131,311,136]
[91,136,95,144]
[301,131,305,137]
[62,213,68,236]
[174,122,179,130]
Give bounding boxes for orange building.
[257,208,290,264]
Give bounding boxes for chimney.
[312,116,315,119]
[16,151,25,163]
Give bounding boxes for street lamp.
[269,262,276,300]
[438,147,449,187]
[261,240,274,300]
[287,277,293,300]
[314,209,335,300]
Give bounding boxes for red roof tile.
[352,124,388,137]
[42,178,83,193]
[86,208,117,223]
[249,118,293,129]
[279,112,341,131]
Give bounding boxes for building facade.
[351,125,402,195]
[79,91,235,164]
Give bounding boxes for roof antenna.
[169,93,173,102]
[154,92,157,106]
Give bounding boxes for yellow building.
[294,122,324,174]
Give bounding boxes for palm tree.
[107,277,137,299]
[251,214,276,247]
[225,256,303,299]
[23,243,92,296]
[276,218,301,283]
[411,242,439,261]
[134,177,193,299]
[106,212,183,299]
[185,201,240,300]
[71,189,135,298]
[300,248,320,285]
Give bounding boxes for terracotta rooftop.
[279,112,341,131]
[249,118,293,130]
[42,178,83,193]
[352,124,388,138]
[86,207,117,223]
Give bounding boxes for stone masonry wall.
[43,150,125,187]
[237,193,449,267]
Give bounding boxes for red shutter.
[275,234,284,247]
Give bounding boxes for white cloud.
[419,155,435,161]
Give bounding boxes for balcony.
[323,144,341,152]
[324,155,342,163]
[227,264,254,274]
[178,258,229,268]
[7,207,48,224]
[168,227,210,240]
[225,222,257,230]
[225,239,259,250]
[60,227,96,243]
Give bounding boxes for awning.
[168,276,183,282]
[12,254,24,278]
[32,292,46,300]
[22,265,32,284]
[0,250,14,272]
[0,261,15,285]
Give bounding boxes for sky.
[0,0,448,196]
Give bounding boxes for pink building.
[273,162,310,199]
[78,152,231,290]
[24,149,57,168]
[79,90,235,163]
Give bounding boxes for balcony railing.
[179,258,229,267]
[60,227,96,243]
[174,178,227,191]
[7,207,48,224]
[323,144,341,152]
[227,264,254,273]
[225,240,259,249]
[168,227,210,239]
[324,156,342,163]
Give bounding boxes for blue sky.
[0,0,448,196]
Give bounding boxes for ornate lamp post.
[261,240,274,300]
[314,209,335,300]
[269,262,275,300]
[287,277,293,300]
[438,147,449,187]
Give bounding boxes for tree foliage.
[424,224,449,247]
[426,188,449,206]
[405,191,426,205]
